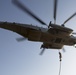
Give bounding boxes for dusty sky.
[0,0,76,75]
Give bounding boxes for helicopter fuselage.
[0,22,76,49]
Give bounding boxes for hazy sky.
[0,0,76,75]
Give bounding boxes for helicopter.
[0,0,76,55]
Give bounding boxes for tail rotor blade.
[12,0,47,26]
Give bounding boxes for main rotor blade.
[62,47,66,52]
[72,32,76,35]
[12,0,47,25]
[16,37,27,42]
[63,12,76,24]
[53,0,58,24]
[39,48,45,55]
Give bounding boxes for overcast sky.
[0,0,76,75]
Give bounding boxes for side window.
[55,38,62,43]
